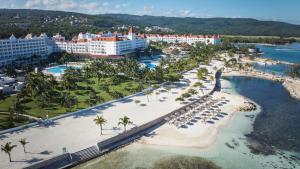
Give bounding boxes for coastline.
[223,69,300,100]
[138,79,252,149]
[0,61,219,169]
[242,56,294,65]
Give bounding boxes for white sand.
[0,61,223,169]
[138,79,247,148]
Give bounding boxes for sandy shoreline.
[0,61,222,169]
[138,79,251,149]
[243,56,294,65]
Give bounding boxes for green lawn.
[0,114,29,131]
[0,77,151,121]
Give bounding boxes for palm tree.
[19,138,29,153]
[8,106,16,128]
[288,64,300,79]
[118,116,133,131]
[145,90,152,102]
[210,76,214,84]
[93,115,106,135]
[1,142,17,162]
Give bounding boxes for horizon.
[1,8,300,27]
[1,0,300,25]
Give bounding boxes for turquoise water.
[252,63,290,76]
[143,61,157,69]
[256,43,300,64]
[74,77,300,169]
[253,43,300,75]
[45,65,81,74]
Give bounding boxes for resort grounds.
[0,60,224,169]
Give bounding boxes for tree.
[3,64,17,77]
[118,116,133,131]
[93,115,106,135]
[61,94,78,110]
[175,97,184,102]
[86,90,99,106]
[188,89,198,95]
[145,90,152,102]
[59,52,72,66]
[288,64,300,79]
[19,138,29,153]
[1,142,17,162]
[61,68,79,91]
[209,76,214,84]
[7,107,15,128]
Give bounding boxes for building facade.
[51,27,148,56]
[0,33,49,67]
[0,27,222,68]
[146,34,221,45]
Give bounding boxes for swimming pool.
[45,65,81,75]
[142,62,157,69]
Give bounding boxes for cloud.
[0,0,213,19]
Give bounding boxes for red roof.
[92,35,119,42]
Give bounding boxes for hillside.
[1,9,300,39]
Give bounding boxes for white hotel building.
[0,33,49,67]
[0,27,221,68]
[52,27,148,57]
[146,34,221,45]
[0,27,147,67]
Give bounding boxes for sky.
[1,0,300,24]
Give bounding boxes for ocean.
[253,43,300,75]
[74,77,300,169]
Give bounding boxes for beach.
[0,61,222,169]
[138,79,248,149]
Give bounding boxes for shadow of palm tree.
[145,131,157,138]
[26,157,44,164]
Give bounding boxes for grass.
[0,114,29,131]
[0,77,151,123]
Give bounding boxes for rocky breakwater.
[238,101,257,112]
[282,79,300,100]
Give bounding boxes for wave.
[275,48,300,51]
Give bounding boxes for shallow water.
[75,77,300,169]
[256,43,300,64]
[252,43,300,76]
[252,62,290,76]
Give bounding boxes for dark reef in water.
[151,156,221,169]
[73,150,221,169]
[227,76,300,155]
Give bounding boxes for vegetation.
[118,116,133,131]
[151,155,221,169]
[94,115,106,135]
[1,142,17,162]
[19,138,29,153]
[1,9,300,39]
[175,97,185,102]
[222,36,298,45]
[0,41,221,130]
[288,64,300,79]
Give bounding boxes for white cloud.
[0,0,214,19]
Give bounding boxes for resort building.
[0,33,49,67]
[52,27,148,56]
[0,27,147,68]
[146,34,221,45]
